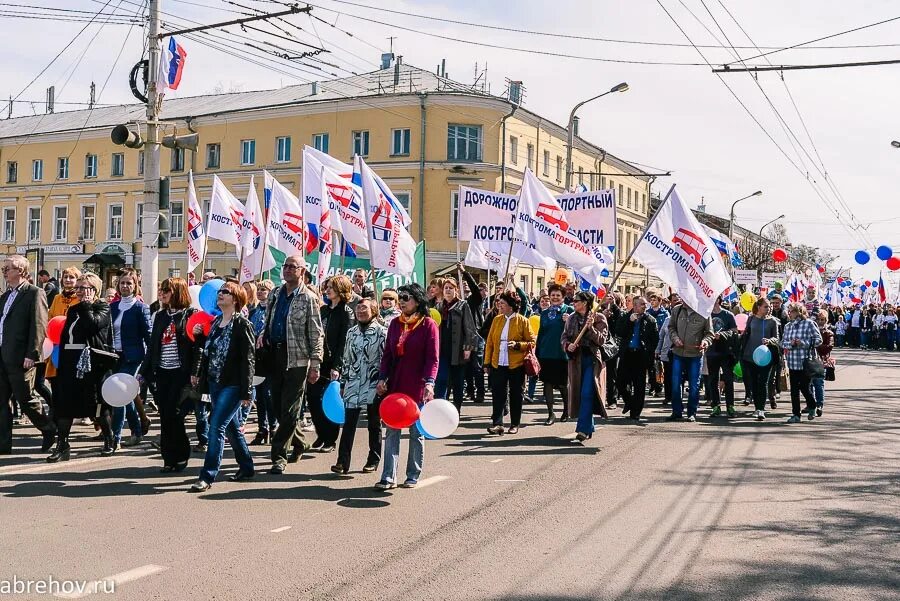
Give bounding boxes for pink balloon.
[735,313,749,332]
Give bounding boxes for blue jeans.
[380,424,424,485]
[810,377,824,408]
[435,358,465,411]
[671,354,702,417]
[194,398,209,446]
[576,354,596,435]
[111,359,142,443]
[199,382,254,484]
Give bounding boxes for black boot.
[100,435,118,457]
[47,442,70,463]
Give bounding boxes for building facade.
[0,63,651,293]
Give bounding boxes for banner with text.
[733,269,759,286]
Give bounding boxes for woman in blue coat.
[109,268,152,452]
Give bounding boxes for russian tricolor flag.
[158,37,187,93]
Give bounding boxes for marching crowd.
[0,253,881,493]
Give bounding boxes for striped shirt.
[159,311,182,370]
[781,318,823,371]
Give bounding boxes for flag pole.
[338,231,346,272]
[573,183,676,344]
[257,173,271,281]
[357,154,379,300]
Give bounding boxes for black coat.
[194,315,256,400]
[321,302,354,373]
[141,307,201,383]
[614,311,659,358]
[54,300,112,418]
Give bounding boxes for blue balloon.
[199,279,224,316]
[51,345,60,367]
[322,380,345,424]
[872,281,879,288]
[877,245,893,261]
[415,420,437,440]
[752,344,772,367]
[601,269,610,278]
[860,285,867,292]
[855,250,871,265]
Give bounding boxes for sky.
[2,0,899,287]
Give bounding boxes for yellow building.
[0,63,651,293]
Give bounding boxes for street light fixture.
[891,140,900,148]
[565,82,629,191]
[758,214,785,240]
[727,190,763,247]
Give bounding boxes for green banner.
[267,241,427,291]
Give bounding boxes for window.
[53,206,67,241]
[138,151,145,175]
[527,144,534,170]
[206,143,220,169]
[57,157,69,180]
[32,160,42,182]
[617,227,624,262]
[391,128,411,156]
[2,208,15,242]
[509,136,518,165]
[170,200,184,239]
[578,167,584,186]
[135,203,143,238]
[555,156,563,182]
[542,150,550,176]
[80,205,95,241]
[536,276,544,291]
[276,136,292,163]
[85,154,97,178]
[6,161,16,184]
[393,191,411,212]
[240,139,256,165]
[618,184,624,206]
[590,173,597,189]
[601,176,607,189]
[28,207,40,243]
[313,133,329,153]
[447,124,482,161]
[111,153,124,177]
[450,191,459,238]
[352,130,369,157]
[108,204,123,240]
[627,188,632,210]
[171,147,185,172]
[642,193,647,214]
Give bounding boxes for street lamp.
[758,214,785,240]
[891,140,900,148]
[565,82,629,191]
[727,190,763,243]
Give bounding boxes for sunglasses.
[217,289,233,296]
[397,293,411,302]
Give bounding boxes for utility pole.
[143,0,161,303]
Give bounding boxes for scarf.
[62,288,76,299]
[440,298,458,324]
[397,312,424,357]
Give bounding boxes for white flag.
[186,170,206,273]
[264,170,311,258]
[321,163,371,250]
[316,166,334,285]
[464,239,555,277]
[517,168,608,285]
[633,188,731,317]
[355,155,416,276]
[239,176,276,283]
[207,175,243,258]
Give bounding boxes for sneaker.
[486,425,504,435]
[756,410,766,421]
[399,480,418,489]
[188,479,211,493]
[807,408,816,421]
[80,418,93,426]
[362,462,378,473]
[726,406,737,418]
[742,398,751,406]
[710,406,722,417]
[686,415,696,422]
[787,415,801,424]
[374,480,395,491]
[269,464,285,475]
[507,426,519,435]
[816,406,823,417]
[121,435,143,447]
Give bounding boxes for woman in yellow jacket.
[483,292,535,435]
[45,267,82,380]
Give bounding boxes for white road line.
[270,526,292,533]
[0,456,127,477]
[414,475,449,489]
[488,458,504,463]
[495,479,526,483]
[54,564,168,599]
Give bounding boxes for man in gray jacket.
[667,301,714,422]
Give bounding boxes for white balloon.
[188,285,203,310]
[418,399,459,439]
[41,338,53,361]
[252,376,266,386]
[102,373,140,408]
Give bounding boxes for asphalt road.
[0,348,897,600]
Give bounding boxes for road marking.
[54,564,168,599]
[488,458,504,463]
[414,475,449,489]
[495,479,526,483]
[0,456,126,477]
[270,526,292,533]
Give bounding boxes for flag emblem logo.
[672,228,713,272]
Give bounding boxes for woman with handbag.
[139,278,200,473]
[187,281,256,492]
[561,291,609,443]
[483,292,535,435]
[536,284,574,425]
[46,273,114,462]
[781,303,823,423]
[738,298,780,421]
[811,310,834,418]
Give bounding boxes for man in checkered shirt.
[781,303,823,423]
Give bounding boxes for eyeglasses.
[282,264,301,271]
[397,293,411,302]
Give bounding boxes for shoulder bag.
[523,348,541,377]
[803,347,826,379]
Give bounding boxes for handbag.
[824,357,836,381]
[655,359,665,385]
[803,350,826,379]
[779,371,788,391]
[523,348,541,377]
[599,335,619,363]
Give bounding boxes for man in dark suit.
[0,255,55,454]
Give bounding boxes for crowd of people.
[0,254,876,493]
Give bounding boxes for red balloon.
[772,248,787,262]
[186,311,215,342]
[47,315,67,345]
[817,266,825,273]
[596,288,607,299]
[837,277,844,283]
[380,392,420,429]
[865,280,872,287]
[888,257,900,271]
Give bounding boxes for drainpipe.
[500,103,518,192]
[418,93,427,240]
[186,116,197,172]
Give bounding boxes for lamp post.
[727,190,763,244]
[891,140,900,148]
[758,214,784,272]
[565,82,628,192]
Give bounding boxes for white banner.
[355,155,416,276]
[316,166,334,285]
[264,170,309,258]
[761,272,786,288]
[207,175,243,258]
[186,170,206,273]
[457,186,517,243]
[239,176,275,283]
[733,269,759,286]
[555,189,616,248]
[464,238,555,276]
[632,188,731,317]
[321,162,370,250]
